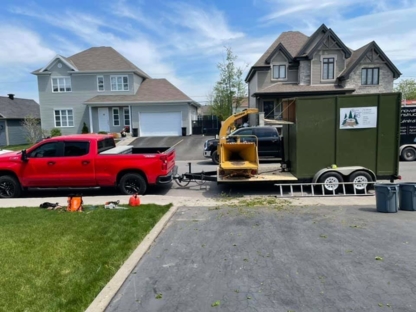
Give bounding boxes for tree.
[209,47,247,121]
[82,122,89,134]
[394,79,416,101]
[21,115,43,144]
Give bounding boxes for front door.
[263,100,275,120]
[98,108,110,132]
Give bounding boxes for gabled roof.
[39,54,78,72]
[296,24,329,57]
[339,41,402,79]
[33,47,151,79]
[253,31,309,67]
[305,28,352,59]
[264,43,293,64]
[85,79,199,106]
[0,96,40,119]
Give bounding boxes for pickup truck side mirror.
[21,149,28,162]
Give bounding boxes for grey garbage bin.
[399,183,416,211]
[132,128,138,137]
[374,184,399,213]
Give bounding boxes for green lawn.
[0,204,171,312]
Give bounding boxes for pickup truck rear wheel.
[119,173,147,195]
[0,175,21,198]
[211,150,219,165]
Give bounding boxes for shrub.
[82,122,89,134]
[50,128,61,137]
[98,131,108,134]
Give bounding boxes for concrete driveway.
[131,135,213,161]
[106,204,416,312]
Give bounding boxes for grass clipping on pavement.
[0,204,171,312]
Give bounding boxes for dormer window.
[110,75,129,91]
[272,65,286,79]
[322,57,335,80]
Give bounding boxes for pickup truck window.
[97,138,116,153]
[235,129,253,136]
[29,142,62,158]
[64,142,89,157]
[256,128,278,138]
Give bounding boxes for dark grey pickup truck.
[203,126,281,164]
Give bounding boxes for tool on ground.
[129,194,141,206]
[67,194,83,212]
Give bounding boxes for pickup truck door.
[254,128,280,156]
[58,141,95,186]
[21,142,64,187]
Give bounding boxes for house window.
[54,109,74,127]
[97,76,104,91]
[322,58,335,80]
[110,75,129,91]
[112,108,120,126]
[272,65,286,79]
[361,68,379,85]
[52,77,72,92]
[123,108,130,126]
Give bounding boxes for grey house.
[246,24,402,124]
[32,47,200,137]
[0,94,40,146]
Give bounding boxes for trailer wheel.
[318,172,344,194]
[0,175,21,198]
[119,173,147,195]
[348,171,372,193]
[211,150,219,165]
[401,147,416,161]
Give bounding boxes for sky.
[1,0,415,104]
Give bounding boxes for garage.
[139,112,182,137]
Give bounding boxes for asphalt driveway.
[106,204,416,312]
[131,135,212,161]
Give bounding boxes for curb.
[85,204,179,312]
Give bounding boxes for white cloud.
[0,26,55,66]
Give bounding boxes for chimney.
[8,94,15,100]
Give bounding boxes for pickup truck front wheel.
[0,175,21,198]
[119,173,147,195]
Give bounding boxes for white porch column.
[88,105,93,133]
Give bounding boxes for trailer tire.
[119,173,147,195]
[211,150,219,165]
[0,175,21,198]
[401,147,416,161]
[318,172,344,194]
[348,171,373,193]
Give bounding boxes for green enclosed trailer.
[281,92,401,186]
[176,93,401,193]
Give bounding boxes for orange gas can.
[129,194,141,206]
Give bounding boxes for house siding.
[0,120,6,146]
[287,69,298,83]
[270,51,287,63]
[343,61,394,94]
[7,119,28,145]
[311,49,345,84]
[248,73,258,109]
[37,72,136,134]
[133,75,143,93]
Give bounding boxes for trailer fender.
[399,144,416,154]
[312,166,376,184]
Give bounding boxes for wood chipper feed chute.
[220,141,259,170]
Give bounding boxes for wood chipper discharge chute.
[217,109,260,178]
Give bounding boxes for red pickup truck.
[0,134,176,198]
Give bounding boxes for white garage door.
[139,112,182,137]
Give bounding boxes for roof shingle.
[254,31,309,67]
[85,79,194,103]
[0,96,40,119]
